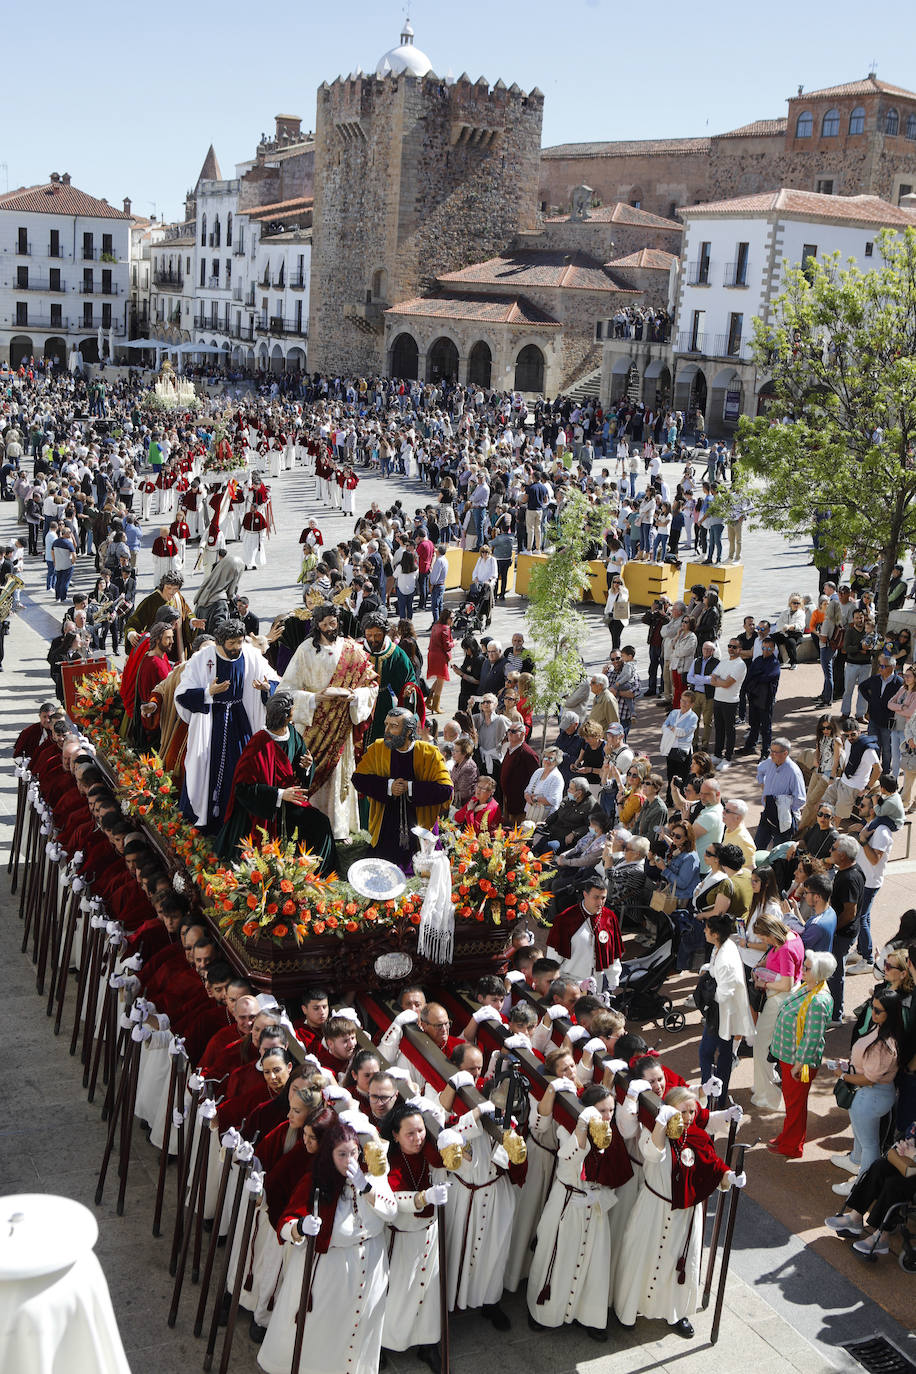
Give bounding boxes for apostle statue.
[125,570,196,662]
[175,619,279,832]
[215,690,338,873]
[362,612,418,745]
[278,603,378,841]
[352,707,452,870]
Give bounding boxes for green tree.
[525,489,615,749]
[732,225,916,631]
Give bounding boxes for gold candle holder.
[665,1110,685,1139]
[503,1128,527,1164]
[440,1143,464,1172]
[588,1116,612,1149]
[363,1137,389,1176]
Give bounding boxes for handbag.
[692,969,719,1029]
[525,801,551,826]
[650,884,677,914]
[659,724,678,756]
[833,1078,857,1110]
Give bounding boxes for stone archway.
[390,332,419,381]
[515,344,545,393]
[43,336,67,368]
[9,335,34,368]
[427,336,459,383]
[79,336,99,364]
[467,340,492,388]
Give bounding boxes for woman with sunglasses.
[656,820,700,904]
[772,593,806,669]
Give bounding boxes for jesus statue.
[279,603,378,840]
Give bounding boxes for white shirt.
[857,821,893,889]
[842,744,880,791]
[712,656,746,703]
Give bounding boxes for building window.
[49,229,60,257]
[906,114,916,141]
[83,232,94,260]
[83,303,93,327]
[595,321,603,341]
[200,214,207,247]
[865,241,874,257]
[734,242,749,285]
[16,266,28,289]
[795,110,813,138]
[816,179,834,195]
[50,268,61,291]
[102,303,112,327]
[50,303,62,326]
[726,312,743,356]
[898,184,913,204]
[689,309,705,351]
[17,226,29,254]
[15,302,27,326]
[849,106,865,135]
[200,261,206,287]
[886,108,900,136]
[214,216,221,247]
[227,213,232,247]
[821,108,840,137]
[802,243,818,282]
[102,233,113,256]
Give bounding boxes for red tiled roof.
[715,118,787,139]
[683,188,916,225]
[541,136,709,159]
[385,294,561,326]
[543,202,682,230]
[794,76,916,101]
[0,181,130,218]
[244,195,314,220]
[606,248,678,270]
[438,250,635,293]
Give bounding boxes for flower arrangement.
[203,831,428,946]
[72,668,123,726]
[441,821,555,927]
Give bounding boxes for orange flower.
[282,900,296,916]
[266,902,278,915]
[345,920,359,933]
[460,905,472,918]
[295,923,309,940]
[457,861,468,874]
[518,901,529,913]
[246,894,259,910]
[532,862,542,872]
[251,871,262,885]
[345,901,358,916]
[273,924,288,938]
[223,899,233,913]
[280,879,294,893]
[326,915,339,929]
[482,848,493,859]
[505,894,516,906]
[505,871,516,882]
[242,920,258,937]
[408,910,421,925]
[458,884,469,896]
[312,920,326,935]
[364,907,378,922]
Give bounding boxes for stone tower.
[308,24,544,376]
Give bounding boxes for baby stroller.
[453,581,493,635]
[612,909,684,1031]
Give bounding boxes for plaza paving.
[0,447,912,1370]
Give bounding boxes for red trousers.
[671,670,685,708]
[772,1060,817,1157]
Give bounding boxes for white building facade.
[0,173,131,367]
[670,189,916,431]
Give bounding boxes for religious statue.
[569,184,594,222]
[352,707,452,871]
[278,603,378,841]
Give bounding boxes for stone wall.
[538,148,710,220]
[522,216,682,260]
[309,72,544,377]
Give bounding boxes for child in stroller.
[453,579,493,635]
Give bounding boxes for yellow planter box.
[460,549,482,590]
[586,560,609,604]
[683,561,744,611]
[444,547,464,590]
[514,552,549,598]
[622,561,681,608]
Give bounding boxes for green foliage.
[732,226,916,629]
[525,489,615,745]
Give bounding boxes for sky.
[4,0,910,221]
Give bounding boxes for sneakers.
[825,1214,862,1234]
[832,1179,856,1197]
[716,759,731,771]
[830,1154,859,1174]
[852,1236,888,1257]
[846,958,873,976]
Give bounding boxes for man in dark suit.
[686,640,719,751]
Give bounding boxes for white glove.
[584,1037,607,1056]
[339,1109,375,1137]
[565,1026,588,1044]
[131,1023,152,1043]
[188,1072,205,1093]
[299,1213,322,1237]
[394,1008,419,1028]
[473,1005,502,1025]
[579,977,598,995]
[491,1144,510,1170]
[546,1005,568,1021]
[578,1105,602,1126]
[477,1100,497,1117]
[504,1033,530,1050]
[449,1070,475,1090]
[505,970,526,985]
[335,1006,361,1025]
[721,1103,743,1123]
[551,1077,578,1093]
[388,1066,411,1082]
[725,1170,747,1189]
[604,1059,628,1074]
[626,1078,650,1100]
[656,1104,678,1126]
[346,1159,368,1191]
[122,953,143,972]
[426,1183,450,1207]
[302,1052,321,1068]
[702,1075,723,1099]
[323,1083,347,1101]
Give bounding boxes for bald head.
[234,995,260,1034]
[419,1001,451,1049]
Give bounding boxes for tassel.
[800,1064,810,1083]
[536,1281,551,1305]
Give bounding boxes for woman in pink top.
[750,915,805,1110]
[831,990,904,1187]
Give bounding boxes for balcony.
[712,333,751,360]
[47,246,64,259]
[675,331,706,354]
[233,243,245,256]
[10,316,124,334]
[685,261,712,286]
[152,271,183,288]
[723,262,750,288]
[245,289,256,308]
[289,271,306,289]
[14,277,66,292]
[230,322,255,341]
[255,316,305,336]
[208,276,223,290]
[80,281,121,295]
[271,274,286,289]
[15,242,31,256]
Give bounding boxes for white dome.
[376,21,432,77]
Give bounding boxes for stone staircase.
[563,366,602,404]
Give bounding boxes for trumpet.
[0,574,24,621]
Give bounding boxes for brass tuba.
[0,575,24,621]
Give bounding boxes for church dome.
[376,20,433,77]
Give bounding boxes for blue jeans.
[699,1023,734,1103]
[417,571,429,608]
[819,643,835,700]
[890,728,903,777]
[652,533,668,561]
[54,565,73,601]
[628,473,637,498]
[396,589,414,620]
[842,662,870,717]
[471,506,486,546]
[850,1081,898,1175]
[46,559,55,590]
[640,522,652,552]
[707,525,723,561]
[647,643,663,694]
[429,582,444,623]
[857,886,878,961]
[874,725,893,773]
